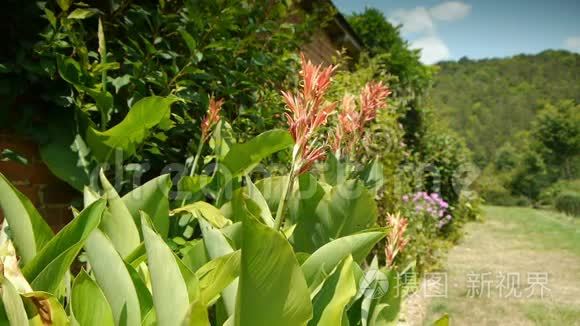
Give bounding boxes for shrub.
[0,54,411,326]
[555,191,580,217]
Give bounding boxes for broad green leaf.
[39,116,91,191]
[254,176,288,213]
[67,8,99,19]
[142,222,190,326]
[83,186,100,208]
[125,262,154,318]
[84,229,141,326]
[321,152,347,186]
[368,269,402,326]
[122,174,171,237]
[180,239,208,273]
[301,230,386,292]
[99,170,141,258]
[243,176,274,227]
[0,278,27,325]
[221,129,293,178]
[289,173,328,253]
[357,158,384,192]
[178,175,213,197]
[181,298,210,326]
[199,220,237,316]
[235,215,312,326]
[315,180,378,240]
[309,256,357,326]
[87,96,177,162]
[71,270,114,326]
[22,200,106,293]
[0,173,54,264]
[172,201,232,229]
[195,251,241,305]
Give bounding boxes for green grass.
[404,206,580,326]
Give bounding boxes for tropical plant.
[0,54,418,326]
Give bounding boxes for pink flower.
[282,53,338,174]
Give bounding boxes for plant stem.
[273,154,298,231]
[180,138,205,206]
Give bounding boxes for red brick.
[41,183,77,205]
[0,136,39,163]
[29,163,62,185]
[0,161,33,183]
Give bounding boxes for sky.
[333,0,580,64]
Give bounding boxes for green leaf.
[71,270,115,326]
[289,173,327,253]
[85,88,114,126]
[254,176,289,213]
[368,269,402,326]
[0,173,54,265]
[309,256,357,326]
[243,176,274,227]
[22,199,105,293]
[235,215,312,326]
[357,158,384,192]
[110,75,132,93]
[179,29,197,55]
[222,129,293,178]
[199,220,237,316]
[122,174,171,238]
[99,170,141,258]
[172,201,232,229]
[181,298,210,326]
[321,152,347,186]
[56,0,71,11]
[84,229,142,325]
[301,230,386,292]
[178,175,213,196]
[39,115,91,191]
[195,251,241,305]
[0,278,28,325]
[142,222,190,326]
[180,240,208,273]
[56,55,85,87]
[67,8,99,19]
[315,180,378,240]
[86,96,178,162]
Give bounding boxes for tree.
[532,100,580,179]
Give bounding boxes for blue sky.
[334,0,580,64]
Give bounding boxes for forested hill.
[430,50,580,166]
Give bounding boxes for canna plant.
[0,55,436,326]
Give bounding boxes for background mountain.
[430,50,580,167]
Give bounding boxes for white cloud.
[388,1,471,64]
[565,36,580,52]
[410,36,451,64]
[389,7,435,35]
[429,1,471,22]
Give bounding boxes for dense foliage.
[0,2,480,324]
[431,50,580,167]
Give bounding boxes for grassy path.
[404,206,580,325]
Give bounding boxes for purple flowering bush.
[400,191,452,273]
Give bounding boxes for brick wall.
[0,132,78,231]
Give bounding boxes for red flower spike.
[384,212,409,268]
[201,97,224,141]
[282,53,338,174]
